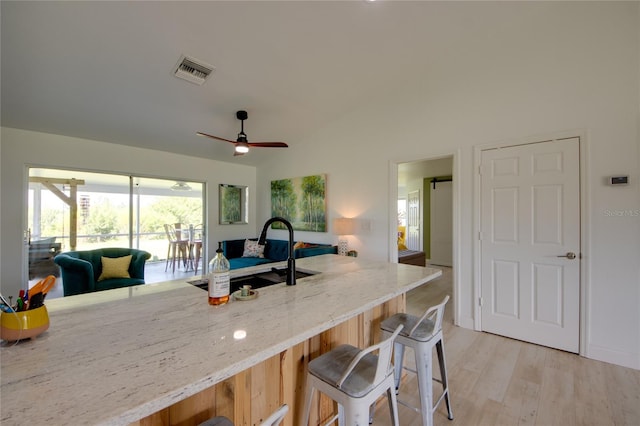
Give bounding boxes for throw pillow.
[294,241,316,250]
[242,239,265,258]
[98,255,132,282]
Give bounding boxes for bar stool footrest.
[397,398,421,414]
[322,413,339,426]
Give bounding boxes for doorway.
[406,190,421,251]
[429,179,453,267]
[398,158,454,261]
[395,154,458,323]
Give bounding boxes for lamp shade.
[333,218,356,236]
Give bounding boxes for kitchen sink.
[187,268,317,293]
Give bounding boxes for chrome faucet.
[258,217,296,285]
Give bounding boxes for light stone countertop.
[0,255,441,425]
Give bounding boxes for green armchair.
[54,248,151,297]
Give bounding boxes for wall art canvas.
[219,184,248,224]
[270,174,326,232]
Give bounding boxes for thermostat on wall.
[609,176,628,185]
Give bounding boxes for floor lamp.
[333,218,356,256]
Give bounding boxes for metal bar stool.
[164,224,189,272]
[302,325,404,426]
[380,295,453,426]
[260,404,289,426]
[188,224,203,274]
[198,418,233,426]
[199,404,288,426]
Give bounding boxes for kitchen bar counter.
[0,255,441,425]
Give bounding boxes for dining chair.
[188,224,203,274]
[164,224,189,272]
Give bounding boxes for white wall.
[256,2,640,369]
[0,127,258,298]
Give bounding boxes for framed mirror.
[219,184,248,224]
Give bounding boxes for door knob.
[557,252,576,259]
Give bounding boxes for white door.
[480,138,580,352]
[430,181,453,266]
[407,190,421,251]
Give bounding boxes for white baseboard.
[586,344,640,370]
[456,316,475,330]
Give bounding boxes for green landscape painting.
[219,184,247,224]
[270,174,326,232]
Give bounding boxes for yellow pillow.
[98,255,132,281]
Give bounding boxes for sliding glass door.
[27,167,204,296]
[132,177,204,266]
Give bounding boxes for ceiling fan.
[197,110,288,156]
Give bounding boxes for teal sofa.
[222,239,337,270]
[54,248,151,296]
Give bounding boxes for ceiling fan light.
[235,143,250,154]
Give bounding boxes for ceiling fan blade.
[247,142,289,148]
[196,132,237,144]
[199,111,288,155]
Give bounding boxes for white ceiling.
[1,1,464,166]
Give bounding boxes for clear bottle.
[208,242,230,305]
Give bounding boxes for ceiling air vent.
[173,55,215,85]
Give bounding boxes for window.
[28,168,204,294]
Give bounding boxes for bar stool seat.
[380,295,453,426]
[199,404,288,426]
[198,417,233,426]
[302,325,404,426]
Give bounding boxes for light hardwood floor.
[373,266,640,426]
